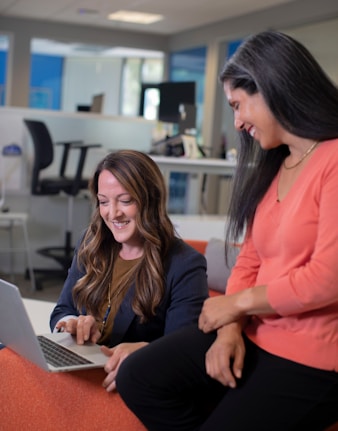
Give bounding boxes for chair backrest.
[23,119,54,194]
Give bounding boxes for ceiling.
[0,0,296,36]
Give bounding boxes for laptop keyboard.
[37,335,93,368]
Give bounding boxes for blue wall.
[0,50,63,109]
[30,54,63,110]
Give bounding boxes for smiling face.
[97,169,143,255]
[223,82,285,150]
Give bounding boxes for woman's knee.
[116,351,138,398]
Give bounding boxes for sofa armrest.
[184,239,208,255]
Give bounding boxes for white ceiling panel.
[0,0,296,35]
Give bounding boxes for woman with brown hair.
[50,149,208,391]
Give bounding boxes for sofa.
[1,238,337,431]
[0,238,229,431]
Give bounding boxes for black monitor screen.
[158,81,195,124]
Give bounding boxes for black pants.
[116,325,338,431]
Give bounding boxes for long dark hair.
[220,30,338,243]
[73,150,176,322]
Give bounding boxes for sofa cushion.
[204,238,240,293]
[0,348,146,431]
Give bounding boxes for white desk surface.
[23,298,56,334]
[150,156,236,176]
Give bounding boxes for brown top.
[98,255,142,345]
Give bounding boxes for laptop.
[0,278,107,372]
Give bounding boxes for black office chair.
[24,119,100,288]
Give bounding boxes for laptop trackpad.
[42,332,107,366]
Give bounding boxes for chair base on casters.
[38,245,74,269]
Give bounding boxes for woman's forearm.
[235,285,275,316]
[199,286,275,333]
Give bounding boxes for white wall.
[283,17,338,84]
[62,56,123,116]
[0,107,155,188]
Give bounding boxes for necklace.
[101,283,111,331]
[283,141,319,170]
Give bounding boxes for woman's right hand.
[55,315,101,345]
[205,322,245,388]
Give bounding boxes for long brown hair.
[73,150,176,322]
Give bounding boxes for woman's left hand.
[199,295,240,333]
[101,342,148,392]
[199,286,272,333]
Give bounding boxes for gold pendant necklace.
[101,283,111,331]
[283,141,319,170]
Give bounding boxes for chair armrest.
[65,143,101,149]
[56,141,83,177]
[56,141,101,182]
[71,144,102,195]
[55,140,84,146]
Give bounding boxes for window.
[121,57,164,117]
[0,35,9,106]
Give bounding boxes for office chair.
[24,119,100,289]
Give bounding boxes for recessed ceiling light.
[107,10,163,25]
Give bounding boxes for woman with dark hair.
[116,31,338,430]
[50,149,208,391]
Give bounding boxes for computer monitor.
[158,81,195,124]
[77,105,90,112]
[139,82,196,123]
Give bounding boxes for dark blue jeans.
[117,325,338,431]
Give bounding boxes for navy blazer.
[50,237,208,347]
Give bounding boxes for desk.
[23,298,56,334]
[150,156,236,176]
[150,156,236,214]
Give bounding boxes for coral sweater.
[226,139,338,372]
